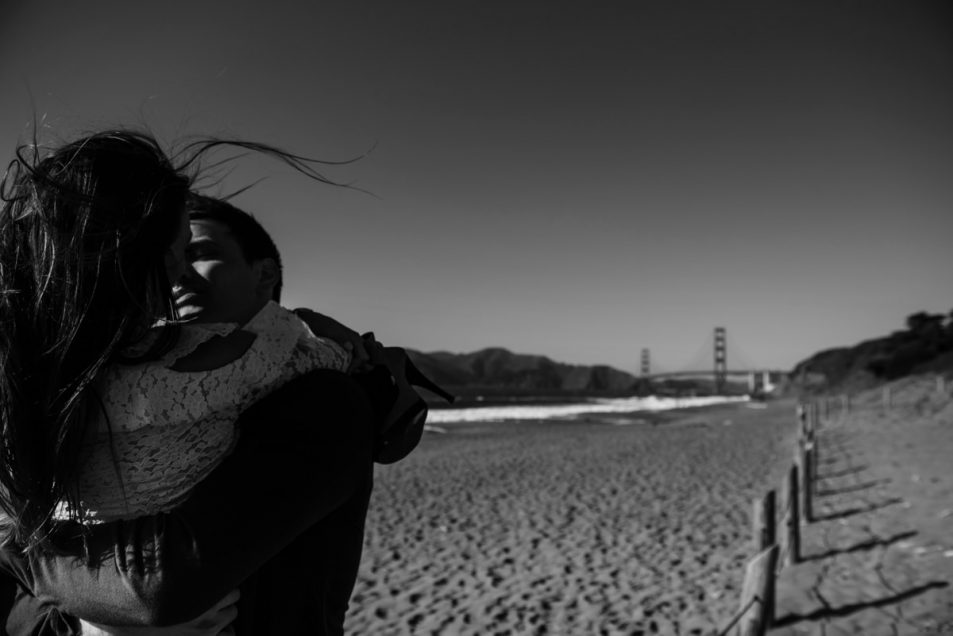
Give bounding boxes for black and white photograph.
[1,1,952,634]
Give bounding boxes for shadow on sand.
[773,581,949,627]
[816,464,868,479]
[812,497,904,522]
[802,530,917,563]
[816,454,854,468]
[816,479,891,498]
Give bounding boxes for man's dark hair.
[187,194,283,301]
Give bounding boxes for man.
[176,195,383,634]
[183,195,438,466]
[181,194,369,363]
[1,196,397,635]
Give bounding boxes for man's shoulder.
[235,368,375,447]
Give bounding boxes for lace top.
[59,302,349,523]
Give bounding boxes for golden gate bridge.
[638,327,786,395]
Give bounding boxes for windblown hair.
[0,131,190,549]
[187,194,284,302]
[0,129,350,550]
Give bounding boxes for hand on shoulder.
[292,308,375,372]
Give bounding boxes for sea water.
[427,395,749,424]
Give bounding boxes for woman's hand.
[80,590,239,635]
[293,308,371,372]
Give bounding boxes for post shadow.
[816,464,868,479]
[772,581,949,627]
[802,529,917,563]
[812,497,903,522]
[816,453,854,468]
[816,478,892,498]
[816,438,850,450]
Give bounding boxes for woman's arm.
[80,590,239,636]
[0,369,375,627]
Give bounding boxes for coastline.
[426,394,751,425]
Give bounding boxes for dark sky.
[2,1,952,373]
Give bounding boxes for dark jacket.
[1,368,386,635]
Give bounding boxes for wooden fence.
[714,373,949,635]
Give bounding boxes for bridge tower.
[640,348,651,376]
[714,327,727,394]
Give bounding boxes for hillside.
[790,310,953,393]
[405,308,953,399]
[405,347,639,396]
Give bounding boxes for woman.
[0,130,387,634]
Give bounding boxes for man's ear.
[255,258,281,297]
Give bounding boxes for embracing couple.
[0,131,447,634]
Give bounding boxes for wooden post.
[735,545,780,635]
[799,404,813,445]
[798,445,813,523]
[806,408,815,446]
[841,393,850,417]
[813,430,819,479]
[752,490,777,551]
[782,464,800,566]
[813,439,818,479]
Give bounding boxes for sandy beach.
[345,378,952,635]
[346,399,799,634]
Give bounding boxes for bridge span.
[646,369,787,379]
[644,369,787,394]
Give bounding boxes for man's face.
[174,219,268,324]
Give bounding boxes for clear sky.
[2,1,951,375]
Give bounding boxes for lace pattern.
[59,302,349,522]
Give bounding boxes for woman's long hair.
[0,128,354,550]
[0,131,189,549]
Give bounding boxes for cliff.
[790,310,953,393]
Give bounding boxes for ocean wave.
[426,395,749,424]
